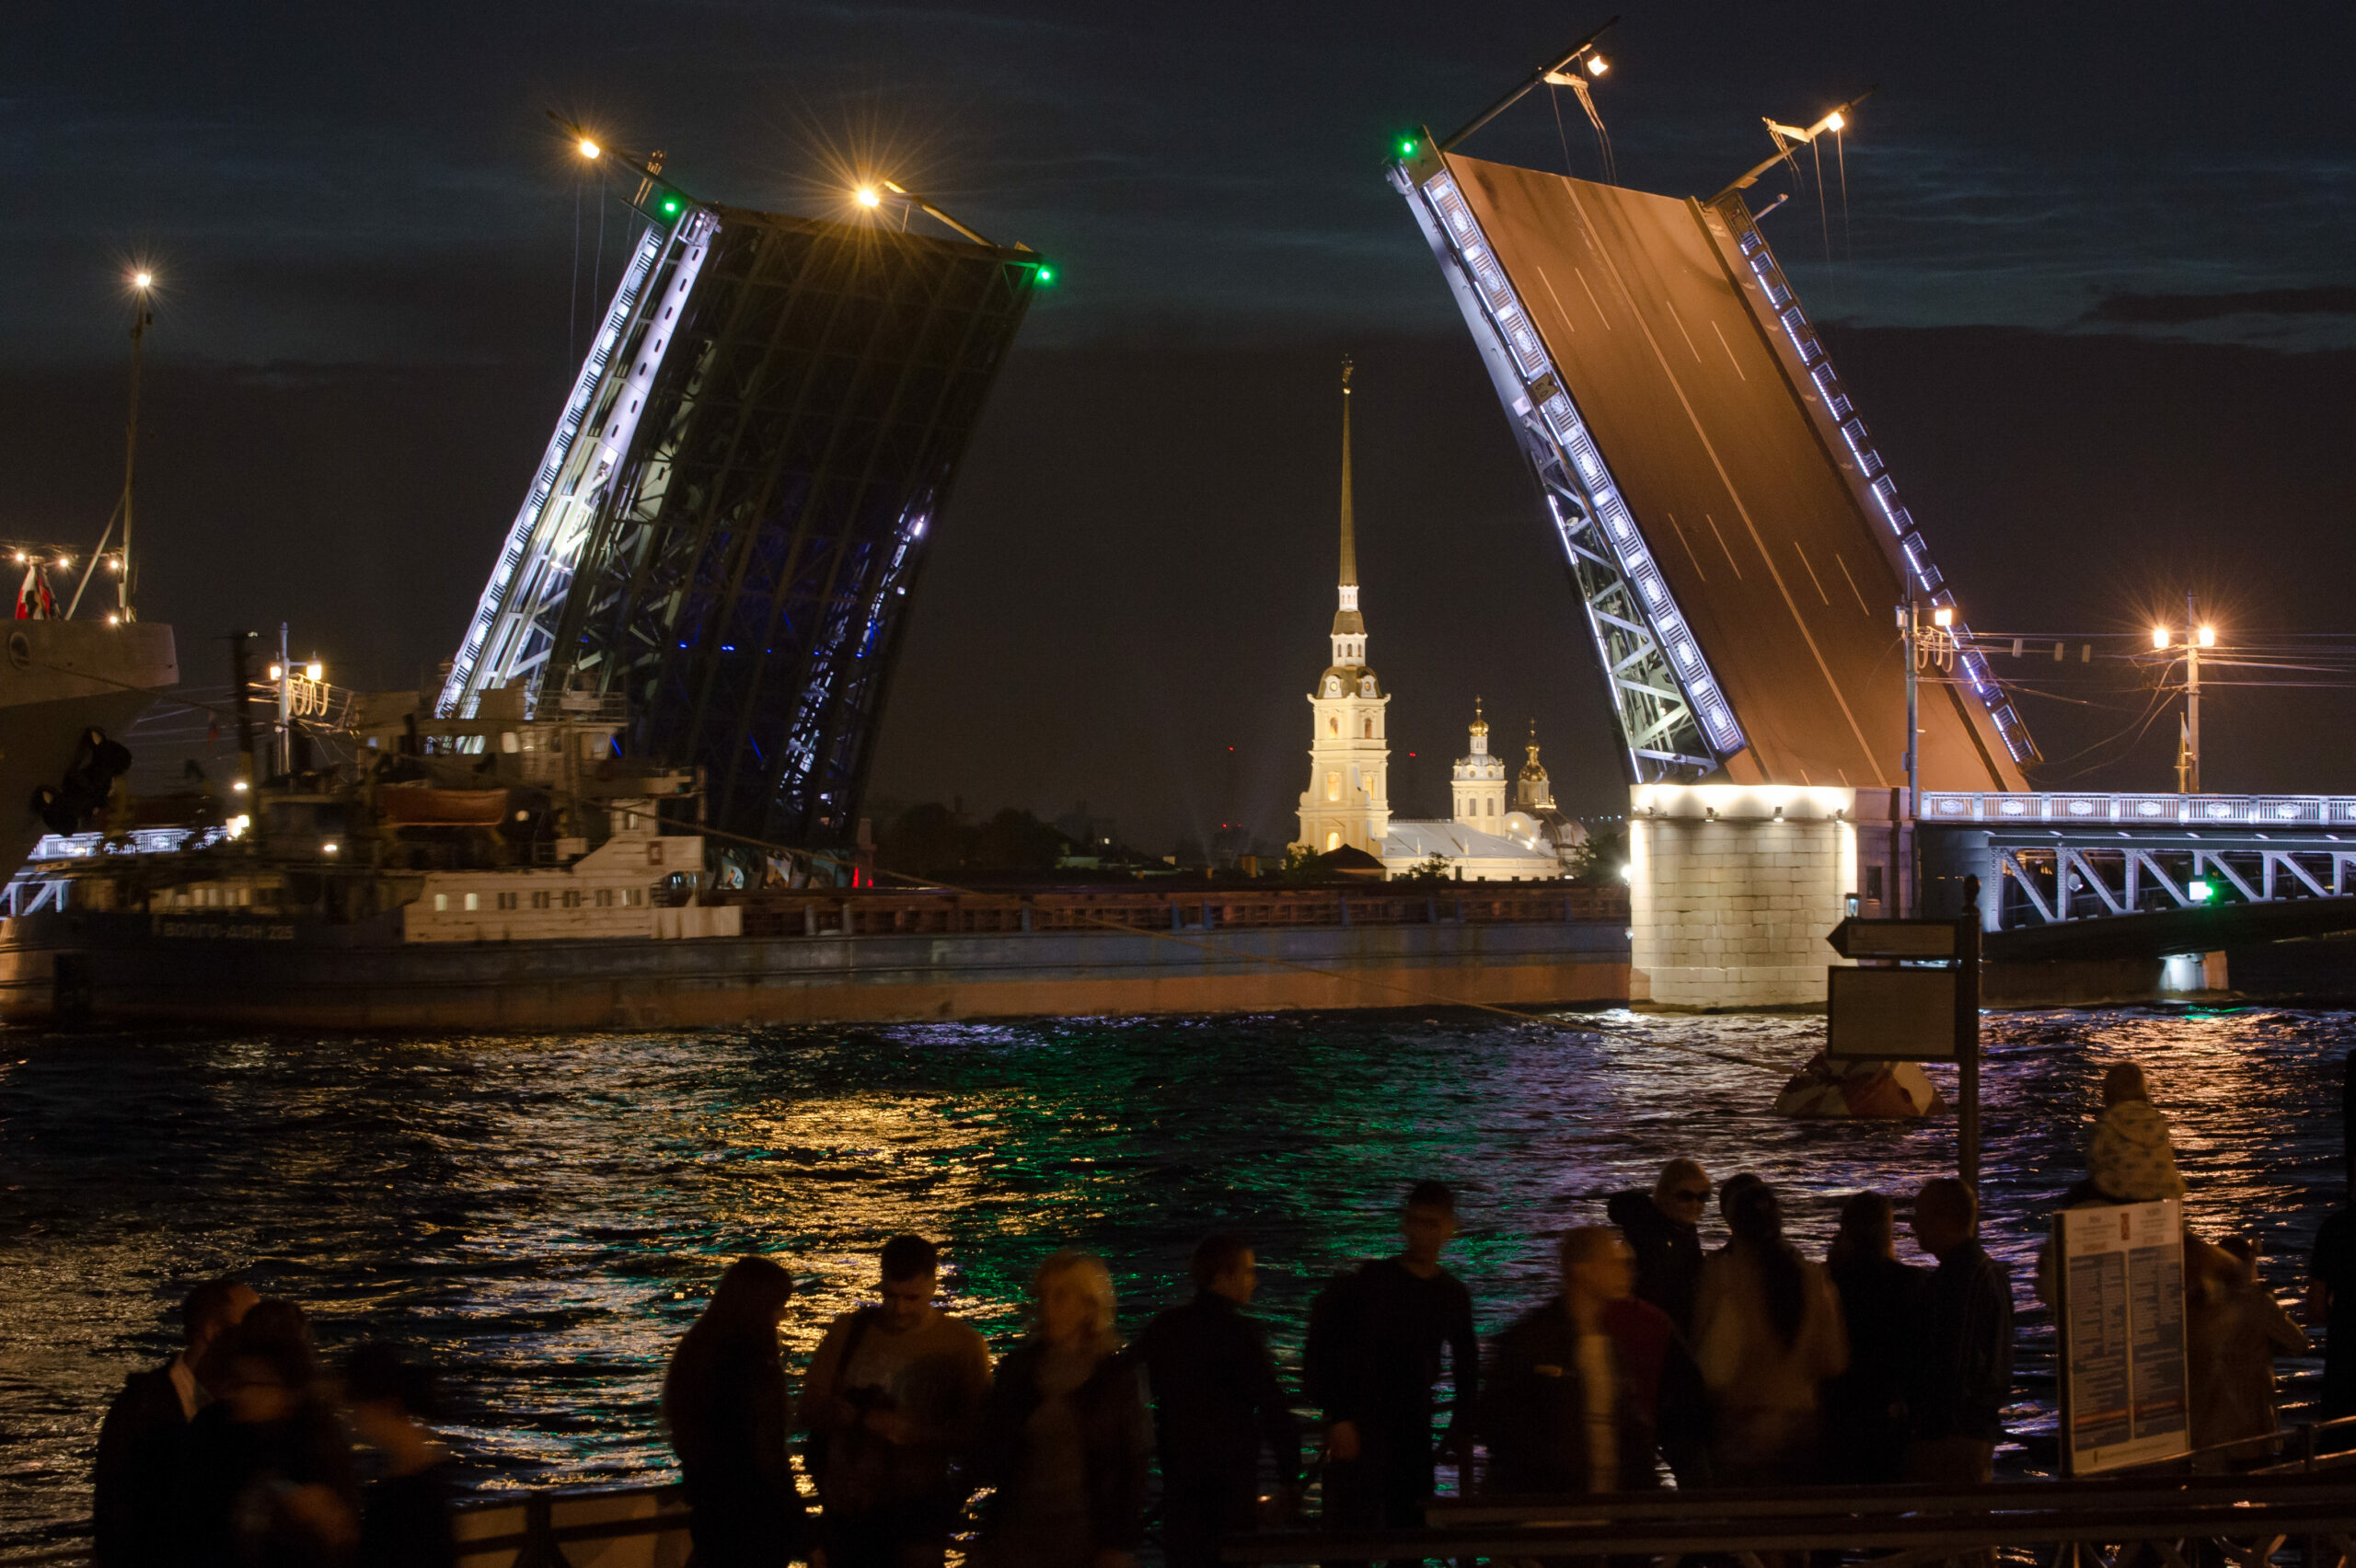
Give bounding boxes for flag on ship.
[14,562,54,620]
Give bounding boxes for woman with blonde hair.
[972,1250,1150,1568]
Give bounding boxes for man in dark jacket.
[1309,1182,1479,1549]
[93,1276,258,1568]
[1482,1228,1685,1496]
[1907,1179,2015,1485]
[1604,1160,1710,1337]
[1136,1234,1302,1567]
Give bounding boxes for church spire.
[1333,356,1364,641]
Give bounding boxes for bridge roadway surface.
[1440,152,2020,793]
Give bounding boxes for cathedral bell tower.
[1451,699,1507,831]
[1297,357,1392,856]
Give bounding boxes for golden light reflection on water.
[3,1007,2351,1533]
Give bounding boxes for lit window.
[1363,718,1373,739]
[464,892,479,911]
[1329,717,1339,735]
[1326,772,1341,802]
[1325,831,1341,851]
[433,894,448,912]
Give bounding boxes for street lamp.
[2153,595,2215,793]
[578,138,601,160]
[853,184,882,209]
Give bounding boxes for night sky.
[7,3,2352,852]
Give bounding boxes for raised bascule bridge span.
[440,161,1043,862]
[1392,130,2356,1004]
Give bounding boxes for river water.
[3,1006,2348,1536]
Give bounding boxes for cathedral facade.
[1292,362,1570,882]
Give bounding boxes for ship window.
[464,892,479,911]
[498,892,518,910]
[532,891,551,910]
[595,889,614,907]
[433,894,448,912]
[648,843,665,867]
[626,888,645,906]
[563,890,583,909]
[501,732,519,754]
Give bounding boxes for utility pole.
[118,273,153,621]
[1900,596,1923,915]
[2156,598,2212,794]
[277,623,293,778]
[2185,591,2202,794]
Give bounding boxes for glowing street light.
[1822,110,1845,132]
[2152,626,2171,649]
[1932,605,1955,628]
[132,271,154,291]
[304,661,323,682]
[578,139,601,160]
[854,185,882,209]
[1585,53,1610,76]
[2154,595,2217,792]
[2198,625,2216,648]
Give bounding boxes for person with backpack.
[1305,1182,1479,1547]
[802,1235,992,1568]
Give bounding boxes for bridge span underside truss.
[1395,151,2032,790]
[445,203,1038,850]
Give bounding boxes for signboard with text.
[2054,1198,2190,1475]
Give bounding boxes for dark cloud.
[2080,286,2356,326]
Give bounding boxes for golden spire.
[1471,696,1487,735]
[1332,354,1364,638]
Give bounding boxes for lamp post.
[2153,596,2215,794]
[119,271,154,621]
[1898,598,1958,914]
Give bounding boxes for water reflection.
[1,1006,2347,1530]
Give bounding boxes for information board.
[2053,1198,2189,1474]
[1826,967,1960,1060]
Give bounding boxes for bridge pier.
[1628,784,1905,1010]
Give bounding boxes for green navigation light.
[1396,136,1418,158]
[658,194,685,217]
[1035,264,1057,285]
[2189,879,2215,903]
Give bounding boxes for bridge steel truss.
[1925,790,2356,928]
[441,202,1040,850]
[1396,162,1739,781]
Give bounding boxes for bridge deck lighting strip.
[1403,163,1744,777]
[441,209,716,719]
[1716,202,2036,767]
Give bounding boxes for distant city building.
[1289,362,1561,882]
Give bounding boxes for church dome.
[1320,664,1382,698]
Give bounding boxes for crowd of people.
[89,1058,2335,1568]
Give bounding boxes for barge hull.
[0,914,1630,1030]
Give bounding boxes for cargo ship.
[0,688,1630,1028]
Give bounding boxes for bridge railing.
[1923,790,2356,828]
[726,885,1630,939]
